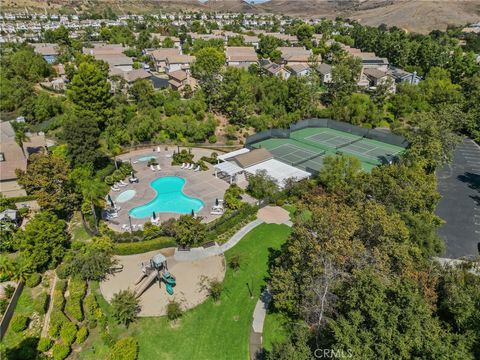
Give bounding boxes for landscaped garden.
[78,223,291,360]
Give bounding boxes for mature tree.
[267,325,313,360]
[328,56,362,101]
[258,35,283,58]
[223,184,244,210]
[332,92,382,126]
[67,61,112,122]
[318,154,363,200]
[16,153,78,216]
[63,113,101,166]
[111,290,140,327]
[191,47,225,107]
[173,215,207,247]
[247,170,278,200]
[218,68,255,124]
[14,211,69,272]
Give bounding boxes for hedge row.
[64,278,87,322]
[49,309,68,338]
[207,204,258,242]
[33,292,49,315]
[52,280,66,312]
[114,237,176,255]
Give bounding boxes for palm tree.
[81,178,108,232]
[12,121,30,158]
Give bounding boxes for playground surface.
[251,127,405,173]
[100,248,225,316]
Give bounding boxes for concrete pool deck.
[107,147,231,232]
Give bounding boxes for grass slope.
[80,223,291,360]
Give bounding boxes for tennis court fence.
[246,119,409,149]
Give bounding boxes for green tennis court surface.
[251,127,404,173]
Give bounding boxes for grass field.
[78,223,291,360]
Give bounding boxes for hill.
[2,0,479,33]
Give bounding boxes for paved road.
[436,138,480,258]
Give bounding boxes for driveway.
[436,138,480,258]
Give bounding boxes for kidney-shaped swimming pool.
[128,176,204,218]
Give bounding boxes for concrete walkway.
[249,288,272,360]
[174,219,264,262]
[41,272,57,337]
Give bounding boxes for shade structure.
[244,159,310,189]
[217,148,250,162]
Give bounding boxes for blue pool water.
[116,190,136,203]
[138,155,157,162]
[128,176,204,218]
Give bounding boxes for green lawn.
[262,311,290,352]
[79,223,291,360]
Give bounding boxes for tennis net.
[335,137,364,150]
[291,150,326,166]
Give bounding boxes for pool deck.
[107,147,230,232]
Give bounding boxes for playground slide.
[134,271,158,298]
[134,272,147,285]
[165,283,174,295]
[162,272,176,285]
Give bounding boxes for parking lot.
[436,138,480,258]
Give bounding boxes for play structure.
[134,254,176,298]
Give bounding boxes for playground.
[100,248,225,316]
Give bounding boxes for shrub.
[76,326,88,344]
[114,237,176,255]
[49,309,68,338]
[229,254,241,270]
[84,293,99,322]
[60,321,77,346]
[52,289,65,312]
[65,278,86,322]
[26,273,42,288]
[52,343,70,360]
[11,314,29,332]
[34,292,49,315]
[4,284,15,298]
[107,337,139,360]
[208,280,223,302]
[171,149,194,165]
[208,134,217,143]
[0,299,8,314]
[37,337,53,352]
[166,300,182,321]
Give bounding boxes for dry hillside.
[2,0,479,33]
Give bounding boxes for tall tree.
[63,113,101,166]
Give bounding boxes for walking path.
[41,272,57,337]
[174,219,264,262]
[249,289,272,360]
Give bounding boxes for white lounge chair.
[121,224,130,231]
[111,186,120,192]
[210,210,223,215]
[150,164,157,171]
[156,164,161,171]
[156,146,161,152]
[212,205,224,211]
[188,163,195,170]
[116,182,126,188]
[120,180,128,186]
[184,163,190,169]
[137,224,144,231]
[181,163,186,169]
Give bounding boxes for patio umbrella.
[107,194,114,208]
[215,198,219,206]
[131,171,136,179]
[191,209,195,217]
[152,211,157,220]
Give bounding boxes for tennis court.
[251,126,406,173]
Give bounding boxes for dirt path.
[41,271,57,337]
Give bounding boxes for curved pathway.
[174,219,264,262]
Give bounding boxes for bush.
[84,293,99,322]
[60,321,77,346]
[37,337,53,352]
[34,292,49,315]
[64,278,87,322]
[166,300,182,321]
[171,149,194,165]
[207,204,257,241]
[52,288,65,312]
[0,299,8,314]
[4,284,15,298]
[107,337,139,360]
[26,273,42,288]
[10,314,29,332]
[52,343,70,360]
[208,280,223,302]
[114,237,176,255]
[229,254,241,271]
[49,309,68,338]
[76,326,88,344]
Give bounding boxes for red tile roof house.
[226,46,259,68]
[146,48,181,72]
[278,47,314,65]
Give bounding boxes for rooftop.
[0,140,26,181]
[226,46,258,62]
[232,148,273,168]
